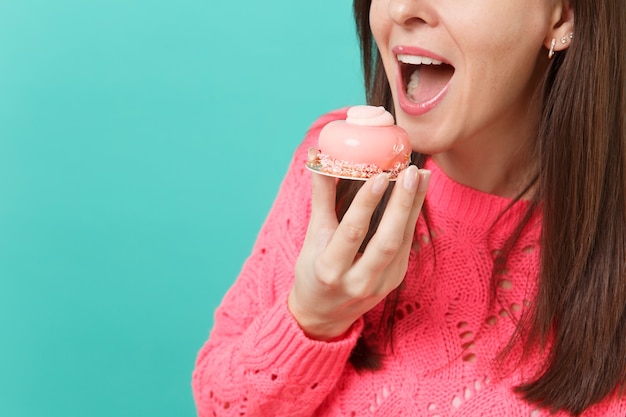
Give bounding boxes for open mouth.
[398,54,455,104]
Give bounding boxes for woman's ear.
[543,0,575,57]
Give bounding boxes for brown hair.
[346,0,626,415]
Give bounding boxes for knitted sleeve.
[192,109,363,417]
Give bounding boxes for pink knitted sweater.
[192,109,625,417]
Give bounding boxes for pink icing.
[346,105,394,126]
[318,106,411,174]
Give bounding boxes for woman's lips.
[393,46,449,64]
[392,46,455,116]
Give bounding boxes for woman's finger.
[358,167,429,278]
[317,173,390,273]
[308,167,339,231]
[405,169,430,239]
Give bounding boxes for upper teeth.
[397,54,443,65]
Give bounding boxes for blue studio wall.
[0,1,363,416]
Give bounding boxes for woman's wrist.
[287,290,356,342]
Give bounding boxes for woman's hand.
[288,150,430,341]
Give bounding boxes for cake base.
[305,154,409,181]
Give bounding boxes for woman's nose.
[387,0,434,28]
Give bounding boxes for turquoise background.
[0,1,363,416]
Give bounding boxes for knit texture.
[192,108,625,417]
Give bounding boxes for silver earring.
[569,32,574,39]
[561,36,568,44]
[548,38,556,59]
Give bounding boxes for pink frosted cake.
[311,105,412,179]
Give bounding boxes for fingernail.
[307,147,319,161]
[372,173,388,195]
[403,165,418,191]
[417,169,431,193]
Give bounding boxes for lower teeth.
[407,69,420,101]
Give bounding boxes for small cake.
[312,105,412,179]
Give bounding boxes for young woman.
[193,0,626,415]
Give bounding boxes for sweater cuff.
[241,297,363,383]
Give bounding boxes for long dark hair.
[346,0,626,415]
